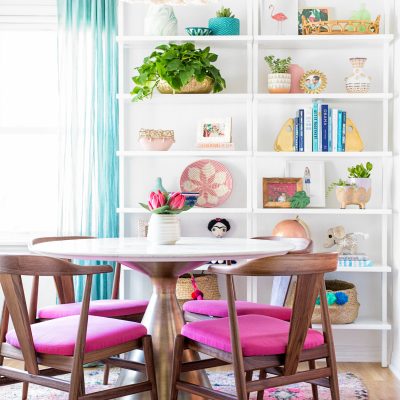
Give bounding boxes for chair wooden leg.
[22,382,28,400]
[328,363,340,400]
[103,363,110,385]
[170,334,185,400]
[245,370,253,400]
[257,369,266,400]
[308,360,319,400]
[143,335,158,400]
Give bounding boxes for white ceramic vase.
[144,5,178,36]
[345,58,371,93]
[147,214,180,245]
[268,73,291,94]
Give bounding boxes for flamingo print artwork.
[269,3,288,35]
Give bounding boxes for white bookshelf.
[117,0,393,366]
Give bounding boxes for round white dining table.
[30,237,294,400]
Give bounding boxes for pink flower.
[168,192,186,210]
[148,190,167,210]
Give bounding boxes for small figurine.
[323,225,369,254]
[208,218,231,238]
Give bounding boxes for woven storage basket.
[285,279,360,324]
[176,273,221,307]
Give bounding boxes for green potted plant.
[131,43,226,101]
[264,55,292,94]
[208,6,240,36]
[327,162,373,209]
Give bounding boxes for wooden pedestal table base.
[117,261,209,400]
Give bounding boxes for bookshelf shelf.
[118,0,393,367]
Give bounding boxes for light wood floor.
[4,361,400,398]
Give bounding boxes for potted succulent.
[208,6,240,36]
[264,55,292,94]
[327,162,373,209]
[131,43,226,101]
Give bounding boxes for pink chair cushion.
[183,300,291,321]
[6,315,147,356]
[181,314,324,357]
[38,299,148,319]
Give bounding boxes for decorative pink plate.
[180,159,233,208]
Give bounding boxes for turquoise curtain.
[57,0,119,301]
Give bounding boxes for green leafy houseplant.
[216,6,235,18]
[348,162,373,178]
[131,43,226,102]
[264,55,292,74]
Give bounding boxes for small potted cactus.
[208,6,240,36]
[265,55,292,94]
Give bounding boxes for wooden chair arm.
[0,255,113,276]
[208,253,338,277]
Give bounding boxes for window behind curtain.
[0,1,58,243]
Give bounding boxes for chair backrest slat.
[284,272,322,375]
[0,274,39,374]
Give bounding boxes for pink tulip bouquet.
[140,191,194,214]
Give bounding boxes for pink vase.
[288,64,304,93]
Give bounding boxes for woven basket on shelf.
[285,279,360,324]
[176,273,221,307]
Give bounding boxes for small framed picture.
[300,70,327,94]
[298,8,329,35]
[263,178,303,208]
[285,160,326,207]
[197,118,232,144]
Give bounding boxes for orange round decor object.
[272,216,311,239]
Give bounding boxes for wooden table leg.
[117,265,210,400]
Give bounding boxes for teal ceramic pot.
[208,17,240,35]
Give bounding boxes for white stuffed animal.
[323,226,369,255]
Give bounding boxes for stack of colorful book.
[338,254,373,267]
[292,100,349,152]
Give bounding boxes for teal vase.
[153,177,167,194]
[208,17,240,35]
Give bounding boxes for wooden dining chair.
[183,237,313,323]
[0,255,158,400]
[31,236,148,323]
[171,252,340,400]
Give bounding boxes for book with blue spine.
[328,108,332,152]
[321,104,329,152]
[318,102,322,152]
[312,101,319,152]
[337,111,343,152]
[298,109,304,152]
[294,116,299,152]
[341,111,347,152]
[304,106,313,152]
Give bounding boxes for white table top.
[29,237,295,262]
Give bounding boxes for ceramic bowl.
[185,27,212,36]
[139,137,174,151]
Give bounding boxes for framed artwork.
[298,8,329,35]
[263,0,298,35]
[263,178,303,208]
[300,70,327,94]
[285,160,326,207]
[197,118,232,144]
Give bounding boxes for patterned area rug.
[0,368,368,399]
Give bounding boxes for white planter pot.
[147,214,180,245]
[268,73,291,94]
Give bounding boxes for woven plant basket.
[285,279,360,324]
[176,273,221,307]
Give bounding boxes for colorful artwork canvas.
[263,0,298,35]
[298,8,329,35]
